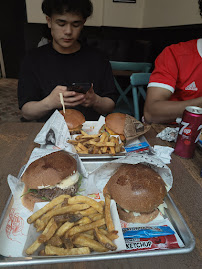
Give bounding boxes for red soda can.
[174,106,202,158]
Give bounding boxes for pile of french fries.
[67,130,124,155]
[25,194,119,256]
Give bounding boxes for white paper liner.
[0,175,32,257]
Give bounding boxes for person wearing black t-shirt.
[18,0,117,121]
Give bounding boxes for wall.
[25,0,202,28]
[25,0,105,26]
[25,0,45,23]
[143,0,202,28]
[102,0,144,28]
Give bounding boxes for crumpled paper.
[124,114,151,145]
[156,127,179,142]
[34,110,72,150]
[153,145,174,164]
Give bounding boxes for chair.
[130,72,151,121]
[110,61,152,115]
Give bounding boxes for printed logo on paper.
[120,219,129,228]
[88,193,101,200]
[5,208,25,243]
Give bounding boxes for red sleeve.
[149,45,179,90]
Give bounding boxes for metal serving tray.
[0,162,195,267]
[78,135,153,161]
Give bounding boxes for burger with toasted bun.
[60,109,85,135]
[104,163,167,223]
[21,151,80,211]
[100,113,126,142]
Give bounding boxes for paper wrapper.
[34,110,72,150]
[124,114,150,145]
[0,175,31,257]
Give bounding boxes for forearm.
[92,95,115,115]
[21,97,53,121]
[144,97,202,124]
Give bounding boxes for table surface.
[0,122,201,269]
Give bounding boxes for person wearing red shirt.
[144,1,202,124]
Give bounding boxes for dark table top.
[0,122,201,269]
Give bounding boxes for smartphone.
[69,82,91,94]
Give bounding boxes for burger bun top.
[104,163,167,213]
[21,151,77,189]
[60,109,85,130]
[105,113,126,135]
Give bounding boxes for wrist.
[92,94,100,109]
[41,95,54,111]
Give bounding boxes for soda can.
[174,106,202,158]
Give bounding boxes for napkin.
[153,145,174,164]
[156,127,179,142]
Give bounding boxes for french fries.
[25,195,119,256]
[73,234,108,252]
[104,194,115,232]
[94,228,117,251]
[36,204,90,232]
[68,195,103,213]
[67,131,124,155]
[45,245,91,256]
[27,195,71,224]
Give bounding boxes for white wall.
[102,0,145,28]
[26,0,45,23]
[25,0,104,26]
[25,0,202,28]
[143,0,202,28]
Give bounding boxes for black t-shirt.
[18,43,118,121]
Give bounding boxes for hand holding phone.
[69,83,91,94]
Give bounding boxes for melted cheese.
[157,201,167,215]
[123,208,141,217]
[38,171,79,190]
[122,201,167,217]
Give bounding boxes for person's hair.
[42,0,93,19]
[199,0,202,16]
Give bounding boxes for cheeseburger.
[104,163,167,223]
[60,109,85,134]
[21,151,80,211]
[100,113,126,141]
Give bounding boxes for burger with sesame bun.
[60,109,85,135]
[103,163,167,223]
[21,151,80,211]
[100,113,126,142]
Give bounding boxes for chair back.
[130,72,151,120]
[110,61,152,73]
[110,61,152,116]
